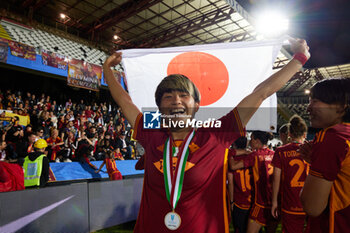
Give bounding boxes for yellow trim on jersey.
[254,202,269,209]
[234,203,250,210]
[233,108,245,137]
[329,140,350,233]
[253,156,259,205]
[320,130,327,143]
[255,219,266,227]
[252,205,259,217]
[309,170,324,178]
[282,208,306,215]
[223,149,229,233]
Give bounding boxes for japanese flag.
[121,39,284,131]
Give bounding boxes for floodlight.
[60,13,66,19]
[255,10,289,38]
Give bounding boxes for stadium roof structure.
[2,0,290,66]
[30,0,260,47]
[279,63,350,96]
[0,0,349,93]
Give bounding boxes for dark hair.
[27,132,36,137]
[106,150,113,159]
[251,130,273,145]
[5,144,17,160]
[289,115,307,138]
[36,126,44,133]
[234,136,248,149]
[310,78,350,122]
[155,74,201,107]
[278,123,289,135]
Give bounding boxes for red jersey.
[105,158,120,176]
[0,162,25,192]
[133,108,245,233]
[46,137,62,151]
[84,109,93,118]
[243,147,274,208]
[272,142,308,214]
[230,151,252,209]
[308,123,350,233]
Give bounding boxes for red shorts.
[249,203,276,226]
[281,211,306,233]
[110,171,122,180]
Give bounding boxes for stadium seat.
[0,20,108,65]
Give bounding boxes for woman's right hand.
[289,38,310,60]
[271,202,279,219]
[298,140,313,164]
[103,52,122,68]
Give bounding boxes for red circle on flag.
[167,52,229,106]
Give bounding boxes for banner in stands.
[8,40,36,61]
[4,112,30,126]
[49,160,143,181]
[67,59,102,91]
[42,49,68,70]
[112,69,129,92]
[0,41,8,63]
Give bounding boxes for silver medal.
[164,211,181,230]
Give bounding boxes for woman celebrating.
[95,150,122,180]
[300,78,350,233]
[271,115,309,233]
[103,38,310,233]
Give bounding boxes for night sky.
[237,0,350,68]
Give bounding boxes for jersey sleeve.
[310,130,349,181]
[135,155,145,170]
[211,108,246,147]
[234,152,255,168]
[132,113,154,146]
[271,147,282,169]
[228,149,236,159]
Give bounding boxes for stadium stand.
[0,1,348,232]
[0,19,108,66]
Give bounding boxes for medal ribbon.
[163,129,195,210]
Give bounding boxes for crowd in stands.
[0,89,144,167]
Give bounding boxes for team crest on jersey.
[153,158,195,173]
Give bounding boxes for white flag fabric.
[121,39,284,131]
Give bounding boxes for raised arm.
[103,52,141,128]
[237,38,310,126]
[229,149,252,170]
